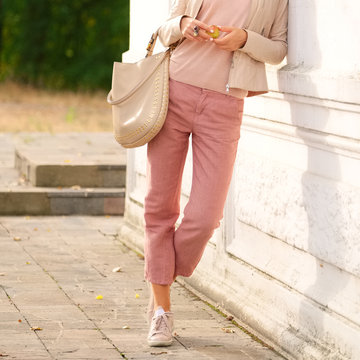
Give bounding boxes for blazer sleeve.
[239,0,288,65]
[158,0,187,47]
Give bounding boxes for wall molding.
[267,65,360,105]
[242,116,360,160]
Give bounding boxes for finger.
[198,29,212,40]
[192,29,205,41]
[188,34,202,42]
[188,24,210,41]
[213,38,233,51]
[185,24,200,40]
[187,31,204,42]
[213,37,227,45]
[193,19,212,33]
[213,41,226,49]
[183,31,199,41]
[217,26,235,33]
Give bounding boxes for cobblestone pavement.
[0,216,285,360]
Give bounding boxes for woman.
[145,0,288,347]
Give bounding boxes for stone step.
[0,186,125,215]
[14,133,126,188]
[0,133,127,215]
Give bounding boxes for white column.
[122,0,171,62]
[122,0,171,230]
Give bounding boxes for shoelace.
[150,314,171,336]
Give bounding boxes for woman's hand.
[213,26,248,51]
[180,16,212,42]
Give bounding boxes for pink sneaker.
[147,312,174,347]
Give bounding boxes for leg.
[152,284,171,312]
[144,79,194,286]
[174,92,244,277]
[146,80,199,347]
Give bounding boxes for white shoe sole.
[147,338,173,347]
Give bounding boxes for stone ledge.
[0,188,125,215]
[13,133,127,188]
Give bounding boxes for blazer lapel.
[186,0,204,18]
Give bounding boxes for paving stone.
[0,216,285,360]
[20,305,89,322]
[0,329,51,359]
[0,350,52,360]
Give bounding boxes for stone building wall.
[121,1,360,358]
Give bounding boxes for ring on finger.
[193,25,199,37]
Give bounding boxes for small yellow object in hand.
[206,25,220,39]
[96,295,103,300]
[135,293,140,299]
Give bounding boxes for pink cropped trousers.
[144,79,244,285]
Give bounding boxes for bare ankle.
[155,304,170,312]
[152,283,171,313]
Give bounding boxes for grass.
[0,81,113,133]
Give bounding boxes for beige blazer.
[158,0,288,96]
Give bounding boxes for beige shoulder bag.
[107,32,171,148]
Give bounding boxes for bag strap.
[145,31,159,58]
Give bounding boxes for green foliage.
[0,0,129,90]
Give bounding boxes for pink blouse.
[170,0,251,98]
